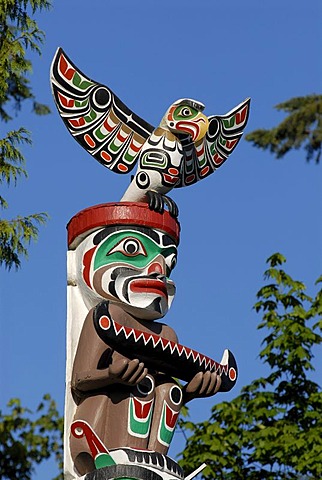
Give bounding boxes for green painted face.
[173,105,198,121]
[94,231,177,277]
[88,228,178,320]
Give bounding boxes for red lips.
[130,278,168,298]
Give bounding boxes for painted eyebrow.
[162,235,176,247]
[93,225,177,247]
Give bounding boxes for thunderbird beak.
[176,113,209,142]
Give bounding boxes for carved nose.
[147,261,165,276]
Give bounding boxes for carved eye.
[137,375,154,396]
[136,171,150,189]
[170,385,182,405]
[91,87,111,110]
[179,107,192,117]
[107,237,147,257]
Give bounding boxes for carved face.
[165,100,209,142]
[81,226,178,320]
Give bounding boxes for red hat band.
[67,202,180,249]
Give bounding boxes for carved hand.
[72,358,148,393]
[109,358,148,386]
[183,371,222,403]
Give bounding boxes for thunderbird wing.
[50,48,154,174]
[175,98,250,187]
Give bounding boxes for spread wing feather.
[50,48,154,174]
[175,98,250,188]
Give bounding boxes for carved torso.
[71,301,182,476]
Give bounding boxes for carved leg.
[148,374,182,455]
[70,377,156,476]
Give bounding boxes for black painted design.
[84,464,163,480]
[93,226,177,247]
[51,49,250,194]
[117,448,184,478]
[170,385,182,405]
[136,375,154,396]
[50,48,154,174]
[175,99,251,188]
[93,302,238,392]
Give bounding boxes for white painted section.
[184,463,207,480]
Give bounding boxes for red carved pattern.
[108,318,226,375]
[58,53,75,81]
[165,403,179,429]
[71,420,109,458]
[132,397,154,420]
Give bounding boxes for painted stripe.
[68,117,85,127]
[236,105,248,125]
[100,150,112,162]
[84,134,96,148]
[185,174,195,184]
[213,153,224,165]
[117,164,128,172]
[59,54,75,80]
[57,92,74,108]
[200,166,210,177]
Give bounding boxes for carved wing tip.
[50,46,68,87]
[236,97,251,110]
[242,96,251,113]
[51,46,65,69]
[50,48,60,94]
[55,46,64,56]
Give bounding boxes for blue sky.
[1,0,321,478]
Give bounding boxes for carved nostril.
[148,262,164,275]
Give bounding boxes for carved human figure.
[67,204,223,478]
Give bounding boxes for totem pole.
[50,48,250,480]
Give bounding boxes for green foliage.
[0,127,48,269]
[0,0,51,120]
[245,95,322,163]
[0,129,29,187]
[0,395,63,480]
[0,0,51,269]
[179,254,322,479]
[0,214,47,269]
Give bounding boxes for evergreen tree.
[0,395,63,480]
[179,254,322,479]
[0,3,64,479]
[0,0,51,270]
[245,95,322,163]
